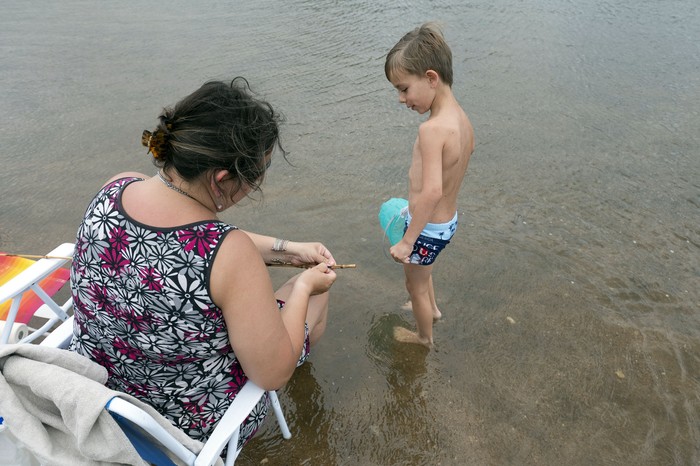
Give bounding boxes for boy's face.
[389,70,435,115]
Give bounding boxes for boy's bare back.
[408,99,474,224]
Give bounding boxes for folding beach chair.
[0,242,292,465]
[39,317,291,465]
[0,243,74,344]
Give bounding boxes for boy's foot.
[393,326,432,348]
[400,300,442,321]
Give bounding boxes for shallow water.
[1,0,699,464]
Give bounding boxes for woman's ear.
[210,170,231,211]
[210,170,229,197]
[214,169,230,184]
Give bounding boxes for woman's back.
[69,176,265,444]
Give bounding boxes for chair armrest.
[1,243,74,343]
[106,397,197,466]
[0,243,74,303]
[39,315,75,348]
[194,380,267,466]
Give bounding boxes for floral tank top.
[69,177,267,447]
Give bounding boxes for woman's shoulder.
[212,229,261,274]
[101,172,149,188]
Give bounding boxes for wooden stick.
[0,253,73,261]
[0,253,356,269]
[267,263,356,270]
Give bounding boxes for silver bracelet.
[272,238,289,252]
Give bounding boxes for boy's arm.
[404,123,445,243]
[391,123,445,261]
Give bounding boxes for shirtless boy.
[385,22,474,348]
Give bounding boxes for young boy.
[385,22,474,348]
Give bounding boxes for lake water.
[1,0,699,464]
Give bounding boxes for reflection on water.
[366,314,436,465]
[1,0,699,463]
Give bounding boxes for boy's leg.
[394,263,434,347]
[428,275,442,320]
[400,275,441,320]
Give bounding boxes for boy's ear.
[425,70,440,87]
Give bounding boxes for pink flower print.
[225,369,247,395]
[122,384,150,398]
[201,306,218,319]
[183,328,208,342]
[177,226,219,257]
[123,310,151,332]
[113,337,142,360]
[92,348,115,371]
[109,227,129,252]
[183,399,205,419]
[99,247,129,273]
[140,267,164,292]
[87,283,111,311]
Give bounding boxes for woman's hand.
[296,262,337,296]
[285,241,336,267]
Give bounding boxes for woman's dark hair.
[143,77,285,196]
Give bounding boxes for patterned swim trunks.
[404,211,458,265]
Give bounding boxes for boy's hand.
[390,240,413,264]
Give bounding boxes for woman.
[69,78,337,447]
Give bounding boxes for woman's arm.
[209,229,335,390]
[390,123,445,262]
[240,230,336,266]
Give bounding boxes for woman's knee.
[307,292,330,346]
[275,274,329,345]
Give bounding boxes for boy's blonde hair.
[385,22,453,86]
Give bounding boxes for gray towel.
[0,343,214,466]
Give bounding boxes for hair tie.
[141,129,168,160]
